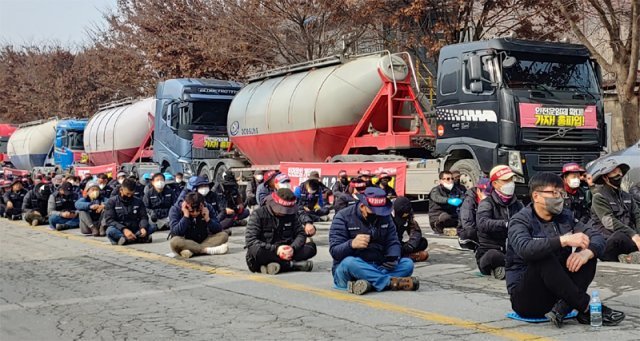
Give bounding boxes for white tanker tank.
[7,119,58,170]
[84,98,155,166]
[227,53,409,165]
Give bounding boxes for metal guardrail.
[98,97,136,111]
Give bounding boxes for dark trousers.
[24,211,47,225]
[79,211,104,234]
[400,237,428,256]
[477,249,505,275]
[510,256,596,318]
[601,231,639,261]
[219,209,250,230]
[3,207,22,219]
[429,212,459,234]
[246,242,317,273]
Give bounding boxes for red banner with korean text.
[519,103,597,129]
[74,163,118,177]
[2,167,31,177]
[279,161,407,196]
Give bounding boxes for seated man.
[256,171,279,206]
[294,177,330,222]
[3,179,28,220]
[75,182,108,236]
[507,172,624,328]
[105,178,153,245]
[169,192,229,258]
[47,182,80,231]
[245,172,264,207]
[589,162,640,263]
[245,188,316,275]
[476,166,523,279]
[392,196,428,262]
[377,172,397,199]
[333,178,366,215]
[457,177,489,251]
[331,170,350,194]
[358,169,374,187]
[214,172,250,231]
[22,181,53,226]
[330,187,418,295]
[96,173,113,198]
[561,163,592,224]
[143,173,176,231]
[428,171,464,234]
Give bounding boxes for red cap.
[490,165,515,182]
[562,163,586,174]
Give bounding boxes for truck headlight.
[508,151,523,175]
[178,159,193,176]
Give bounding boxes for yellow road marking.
[19,224,549,341]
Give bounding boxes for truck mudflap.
[279,161,408,196]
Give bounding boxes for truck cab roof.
[440,38,591,58]
[156,78,243,99]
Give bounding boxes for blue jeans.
[333,256,414,292]
[49,214,80,229]
[106,225,155,245]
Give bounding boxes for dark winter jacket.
[22,184,52,216]
[329,203,400,273]
[393,214,423,254]
[143,187,177,220]
[75,195,108,220]
[3,189,27,211]
[563,186,592,224]
[169,202,222,244]
[476,191,524,257]
[104,195,149,231]
[506,206,605,294]
[458,187,480,242]
[428,184,464,219]
[245,198,306,253]
[590,184,640,239]
[48,192,79,217]
[333,192,357,215]
[331,179,350,194]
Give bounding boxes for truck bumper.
[522,151,600,178]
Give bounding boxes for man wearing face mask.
[377,172,397,199]
[256,170,279,207]
[506,172,624,328]
[108,172,127,192]
[589,162,640,264]
[172,172,186,193]
[245,188,316,274]
[245,172,264,207]
[169,192,228,258]
[330,187,418,295]
[331,170,350,194]
[3,179,27,220]
[476,166,524,280]
[48,182,80,231]
[451,170,466,192]
[428,171,464,234]
[143,173,176,231]
[393,196,429,262]
[561,163,592,224]
[75,182,108,236]
[458,177,490,251]
[213,172,250,231]
[96,173,113,198]
[104,178,153,245]
[333,178,367,215]
[358,169,374,188]
[22,181,53,226]
[294,177,331,223]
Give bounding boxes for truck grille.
[538,154,589,165]
[192,148,223,159]
[521,127,599,145]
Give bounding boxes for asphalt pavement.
[1,214,638,340]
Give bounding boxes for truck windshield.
[503,54,598,94]
[187,100,231,128]
[66,131,84,150]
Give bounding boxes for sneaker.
[90,226,100,237]
[577,305,625,326]
[99,226,106,237]
[31,219,39,227]
[545,300,572,328]
[204,243,228,255]
[291,260,313,272]
[260,262,281,275]
[409,250,429,262]
[389,276,420,291]
[618,251,640,264]
[143,236,153,243]
[347,279,373,295]
[491,266,506,280]
[458,238,478,251]
[55,224,69,231]
[117,236,127,245]
[11,214,22,221]
[180,250,194,258]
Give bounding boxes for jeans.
[106,225,155,245]
[333,256,414,292]
[49,214,80,229]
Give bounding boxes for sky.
[0,0,117,48]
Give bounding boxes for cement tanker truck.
[227,38,606,197]
[0,124,17,164]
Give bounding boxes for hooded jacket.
[476,190,524,256]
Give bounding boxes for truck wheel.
[198,165,212,180]
[214,164,228,184]
[450,159,482,189]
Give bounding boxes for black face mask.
[340,177,349,184]
[121,194,133,203]
[365,213,378,224]
[380,179,390,185]
[607,175,623,188]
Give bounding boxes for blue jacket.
[75,196,108,211]
[256,182,273,207]
[329,203,401,274]
[506,205,605,294]
[169,202,222,244]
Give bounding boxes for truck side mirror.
[469,55,482,81]
[503,56,516,68]
[470,81,483,93]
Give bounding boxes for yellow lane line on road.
[20,224,549,341]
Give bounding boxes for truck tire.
[214,164,228,184]
[449,159,482,189]
[198,165,212,180]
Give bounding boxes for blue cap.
[163,172,174,181]
[357,187,392,216]
[187,176,210,190]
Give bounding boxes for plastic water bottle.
[590,290,602,329]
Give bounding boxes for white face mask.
[443,182,454,190]
[500,182,516,196]
[279,183,291,189]
[175,178,183,183]
[99,183,106,190]
[568,178,581,189]
[255,175,264,181]
[198,187,210,196]
[118,178,124,184]
[154,181,165,190]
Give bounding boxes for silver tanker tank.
[84,98,155,166]
[7,119,58,170]
[227,53,409,165]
